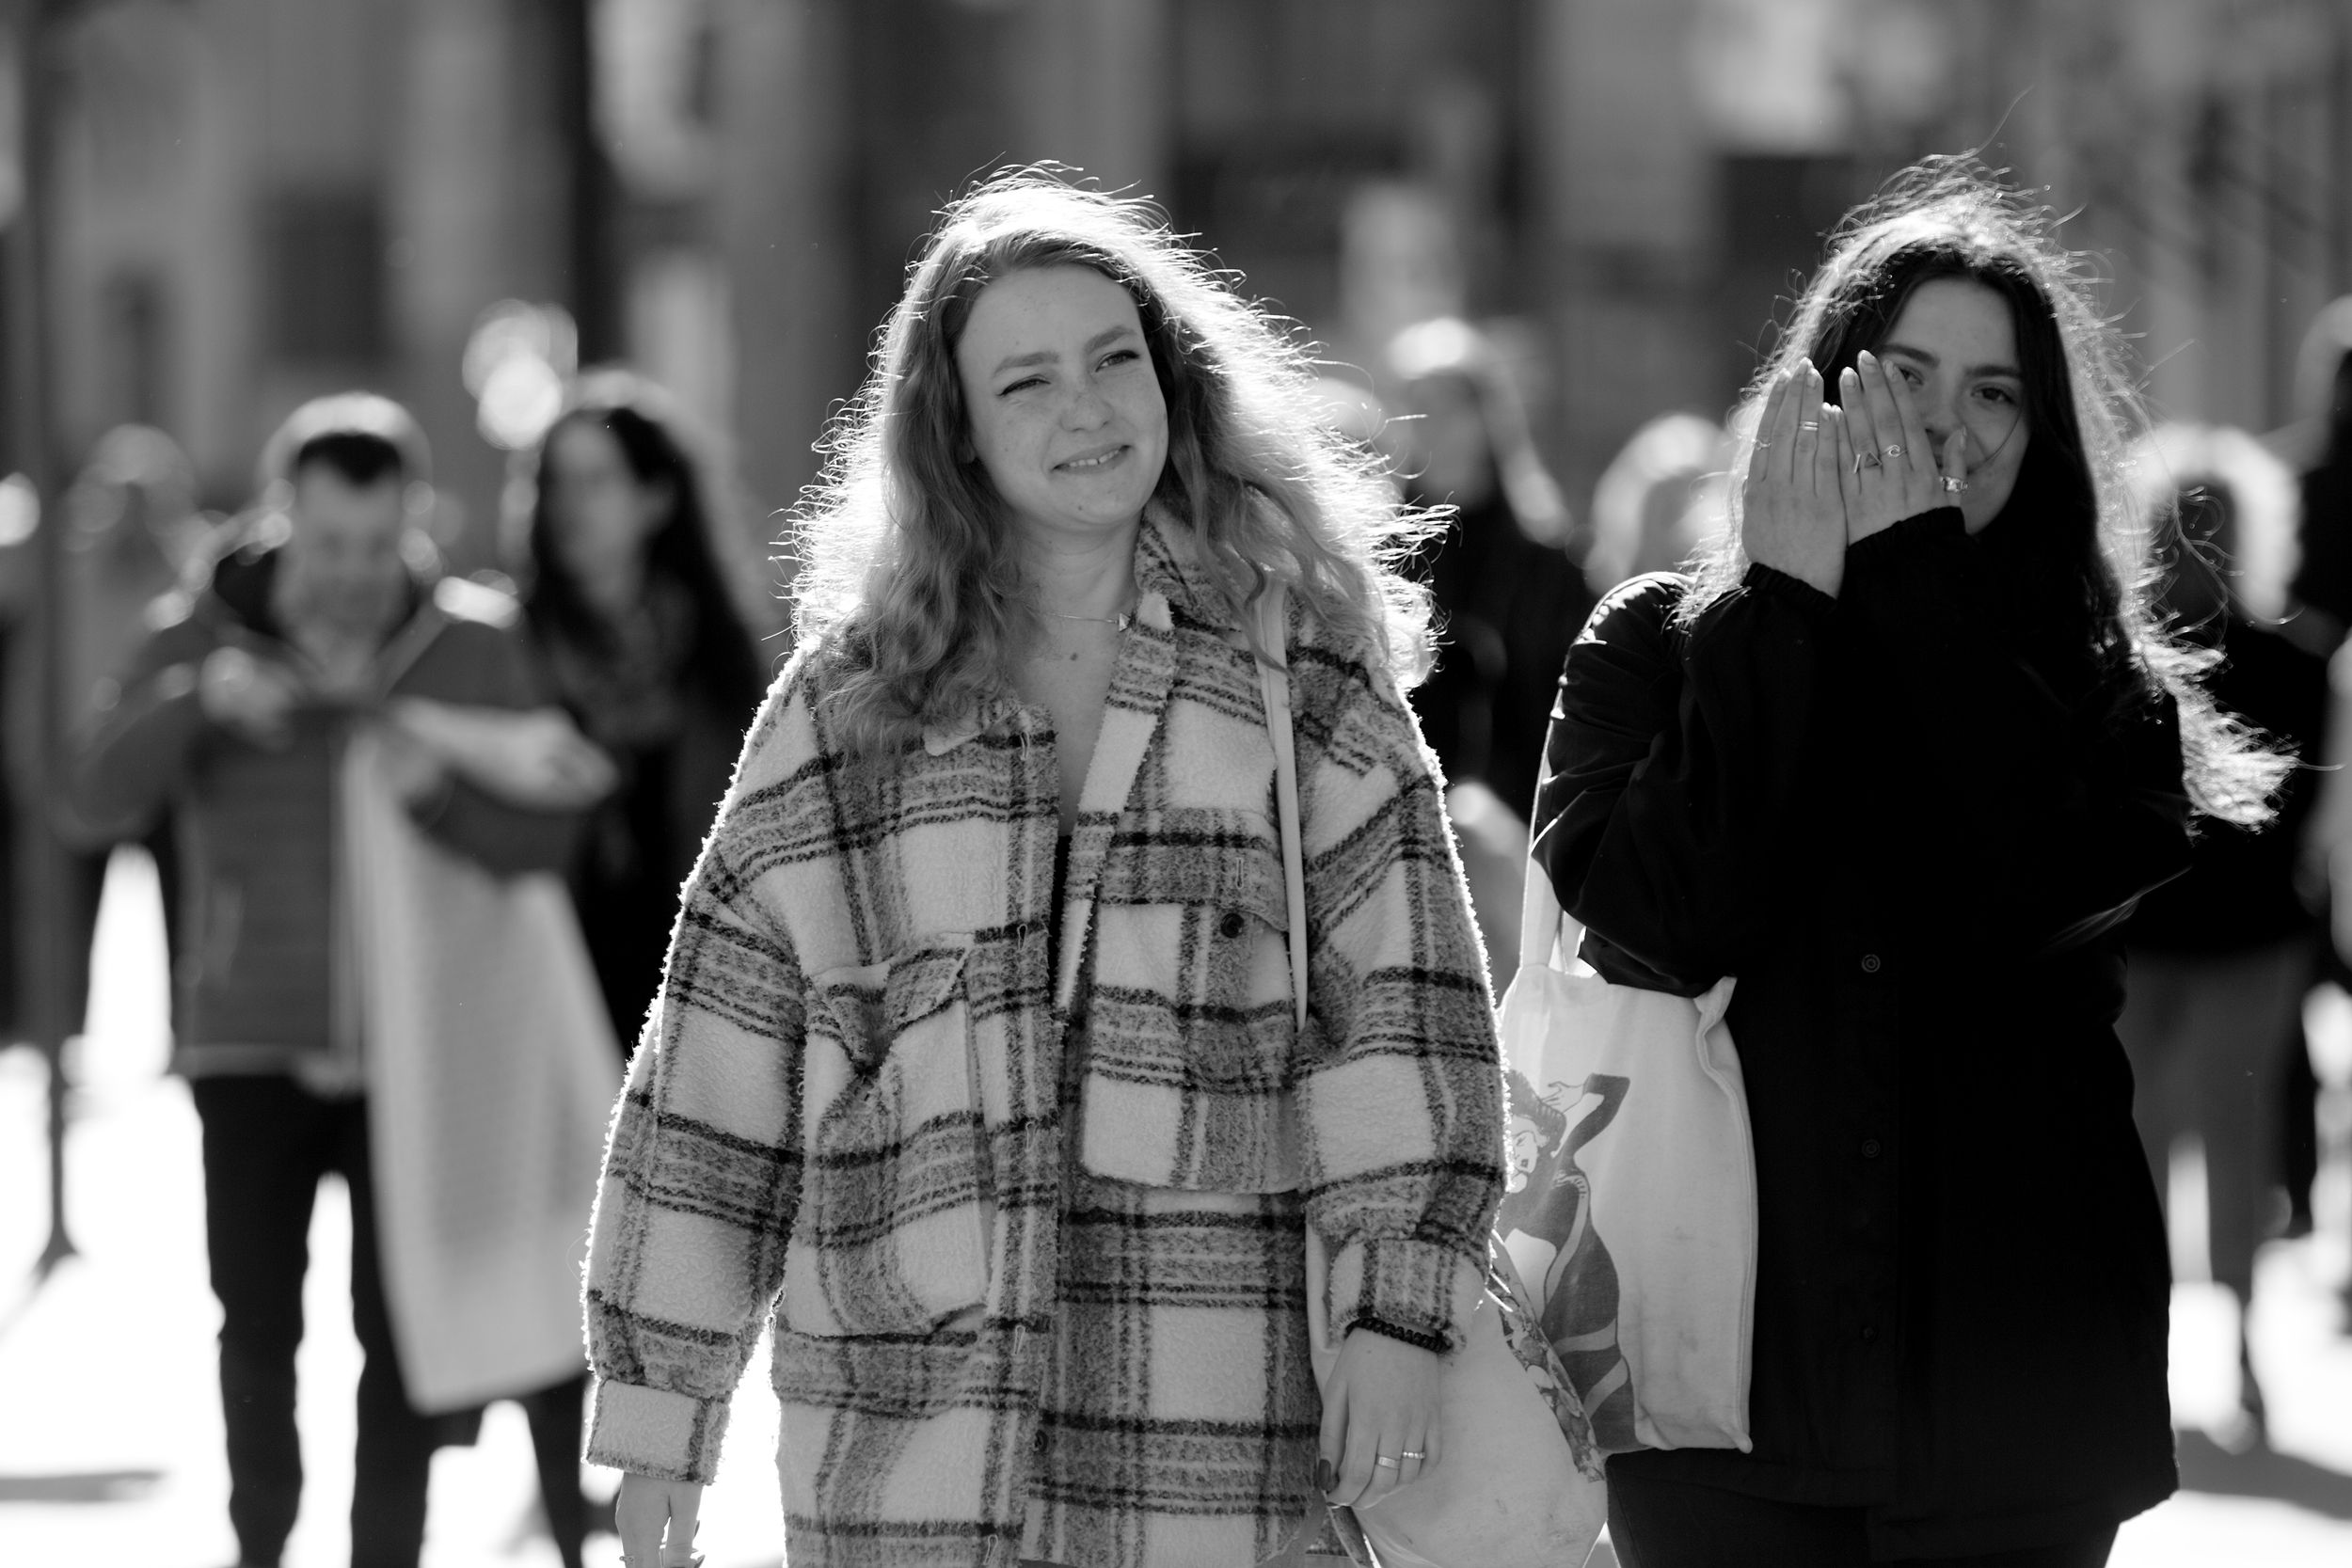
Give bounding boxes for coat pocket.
[785,934,993,1338]
[1080,815,1304,1192]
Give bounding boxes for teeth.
[1062,450,1120,470]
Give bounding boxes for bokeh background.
[15,0,2352,546]
[6,3,2352,1566]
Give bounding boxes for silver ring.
[1938,474,1966,494]
[1799,420,1820,432]
[1852,451,1880,474]
[1400,1449,1427,1461]
[1883,443,1904,460]
[1375,1454,1401,1468]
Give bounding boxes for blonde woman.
[584,171,1505,1568]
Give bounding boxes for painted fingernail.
[1318,1459,1336,1492]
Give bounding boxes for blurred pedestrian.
[2287,295,2352,637]
[1388,314,1585,820]
[1535,163,2288,1567]
[509,371,771,1051]
[2114,423,2327,1451]
[72,394,613,1568]
[585,171,1503,1568]
[44,426,217,1050]
[1583,413,1732,597]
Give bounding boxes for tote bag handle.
[1517,760,1573,974]
[1255,585,1311,1034]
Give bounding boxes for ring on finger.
[1400,1449,1426,1461]
[1939,474,1967,494]
[1883,443,1904,460]
[1375,1454,1401,1469]
[1799,420,1820,431]
[1852,451,1880,474]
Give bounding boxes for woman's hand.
[1320,1328,1444,1513]
[1835,350,1968,544]
[1740,360,1848,598]
[616,1471,704,1566]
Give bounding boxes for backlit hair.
[788,168,1435,755]
[1692,158,2284,825]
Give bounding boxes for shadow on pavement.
[2177,1431,2352,1521]
[0,1467,163,1503]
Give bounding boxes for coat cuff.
[1324,1233,1486,1355]
[584,1377,731,1483]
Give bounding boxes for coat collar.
[917,503,1231,757]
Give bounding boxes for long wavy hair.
[1690,159,2284,825]
[790,168,1437,756]
[516,373,768,723]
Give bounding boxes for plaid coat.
[583,511,1506,1567]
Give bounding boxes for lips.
[1056,445,1126,471]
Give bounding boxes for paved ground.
[5,854,2352,1568]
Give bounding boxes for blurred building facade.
[10,0,2352,549]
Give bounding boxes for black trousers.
[194,1076,593,1568]
[1607,1468,2119,1568]
[193,1076,437,1568]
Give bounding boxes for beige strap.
[1254,586,1309,1032]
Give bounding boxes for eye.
[1098,347,1143,371]
[1977,385,2018,406]
[1895,364,1926,388]
[999,375,1045,396]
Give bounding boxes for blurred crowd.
[10,195,2352,1564]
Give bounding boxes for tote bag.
[1494,807,1756,1452]
[1253,590,1606,1568]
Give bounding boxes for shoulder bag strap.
[1254,585,1310,1033]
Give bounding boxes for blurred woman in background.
[1386,314,1585,822]
[1583,412,1732,598]
[1535,163,2287,1567]
[2115,423,2328,1453]
[512,373,771,1049]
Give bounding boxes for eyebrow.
[991,325,1139,377]
[1882,341,2021,379]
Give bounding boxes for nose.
[1915,392,1960,456]
[1062,373,1112,429]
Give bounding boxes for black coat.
[1534,508,2189,1558]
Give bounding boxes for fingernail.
[1858,348,1875,365]
[1318,1459,1336,1492]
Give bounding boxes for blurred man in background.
[69,394,611,1568]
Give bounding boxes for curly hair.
[1690,157,2286,826]
[788,168,1437,756]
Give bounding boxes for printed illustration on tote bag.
[1498,1068,1638,1451]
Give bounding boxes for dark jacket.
[2125,619,2328,953]
[1534,508,2189,1558]
[72,540,580,1079]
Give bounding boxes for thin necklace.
[1037,604,1135,632]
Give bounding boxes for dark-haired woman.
[1534,166,2286,1567]
[516,374,771,1050]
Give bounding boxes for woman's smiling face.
[1875,277,2030,532]
[954,265,1169,546]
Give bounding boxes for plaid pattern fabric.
[584,509,1505,1567]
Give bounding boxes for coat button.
[1861,1138,1883,1159]
[1859,953,1882,974]
[1218,911,1247,939]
